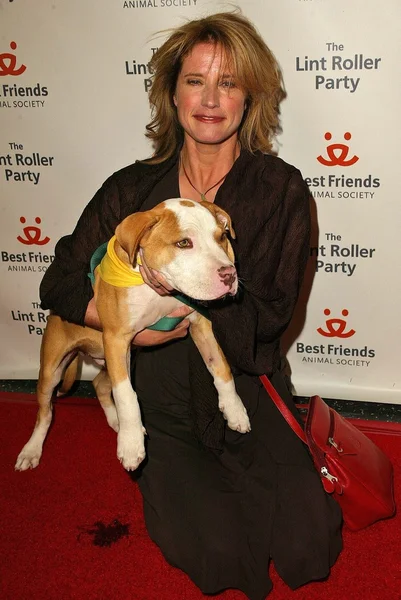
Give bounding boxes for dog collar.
[98,236,144,288]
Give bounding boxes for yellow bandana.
[97,236,144,288]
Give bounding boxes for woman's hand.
[139,248,174,296]
[133,305,194,346]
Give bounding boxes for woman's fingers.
[135,249,195,344]
[139,248,174,296]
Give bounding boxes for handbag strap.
[259,374,307,444]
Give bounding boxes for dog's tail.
[57,354,79,397]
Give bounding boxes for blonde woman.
[41,12,342,599]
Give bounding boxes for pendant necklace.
[181,158,230,202]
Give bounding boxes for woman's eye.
[221,79,236,88]
[186,78,202,86]
[176,239,193,248]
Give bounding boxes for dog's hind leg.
[15,350,77,471]
[15,315,78,471]
[92,368,119,432]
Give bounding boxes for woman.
[40,11,342,600]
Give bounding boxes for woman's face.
[173,43,247,148]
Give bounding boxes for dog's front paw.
[117,430,146,471]
[220,396,251,434]
[15,445,42,471]
[226,407,251,433]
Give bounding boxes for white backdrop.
[1,0,400,404]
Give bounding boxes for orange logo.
[317,308,356,338]
[317,132,359,167]
[0,42,26,77]
[17,217,50,245]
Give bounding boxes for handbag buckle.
[328,437,343,453]
[321,466,338,483]
[320,466,341,494]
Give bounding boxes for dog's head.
[115,198,237,301]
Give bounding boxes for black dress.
[132,164,342,600]
[40,150,342,599]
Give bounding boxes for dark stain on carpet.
[78,519,130,547]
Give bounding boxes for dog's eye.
[176,239,193,249]
[221,231,228,241]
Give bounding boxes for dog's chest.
[124,286,185,332]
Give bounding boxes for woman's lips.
[194,115,225,123]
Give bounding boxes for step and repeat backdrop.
[1,0,400,403]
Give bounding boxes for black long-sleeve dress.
[40,149,342,600]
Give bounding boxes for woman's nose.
[201,83,220,108]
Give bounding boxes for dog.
[15,198,251,472]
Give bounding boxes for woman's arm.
[40,176,122,325]
[210,169,311,375]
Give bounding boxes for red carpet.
[1,393,400,600]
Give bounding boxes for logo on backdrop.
[317,132,359,167]
[0,142,55,185]
[296,307,375,368]
[0,42,26,76]
[317,309,355,338]
[305,132,380,201]
[122,0,199,8]
[17,217,50,246]
[0,41,48,109]
[295,41,382,93]
[310,231,376,278]
[1,216,54,274]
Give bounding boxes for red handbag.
[260,375,396,531]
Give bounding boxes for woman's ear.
[173,94,177,107]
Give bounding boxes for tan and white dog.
[15,198,250,472]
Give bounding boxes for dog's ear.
[200,201,236,239]
[115,211,160,266]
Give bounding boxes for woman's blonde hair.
[145,11,286,163]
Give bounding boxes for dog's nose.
[218,265,237,288]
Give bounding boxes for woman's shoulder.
[255,153,309,201]
[236,152,310,219]
[105,157,160,186]
[101,155,177,203]
[255,152,303,181]
[237,152,307,201]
